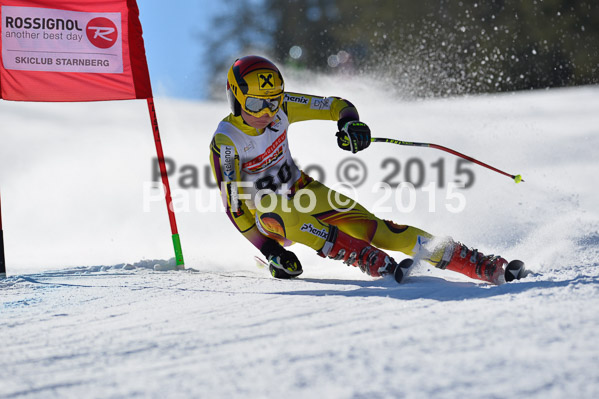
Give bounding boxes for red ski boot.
[318,227,397,277]
[438,241,508,284]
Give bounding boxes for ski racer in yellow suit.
[210,55,526,284]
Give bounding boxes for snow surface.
[1,82,599,398]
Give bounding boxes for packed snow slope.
[1,83,599,398]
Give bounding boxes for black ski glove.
[260,240,303,279]
[336,119,371,153]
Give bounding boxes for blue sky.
[138,1,218,99]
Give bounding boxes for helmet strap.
[233,99,241,116]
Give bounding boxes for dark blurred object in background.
[204,0,599,98]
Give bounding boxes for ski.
[391,258,529,285]
[254,256,268,269]
[257,255,418,284]
[254,255,277,278]
[257,255,529,285]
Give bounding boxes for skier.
[209,55,526,284]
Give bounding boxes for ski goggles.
[244,95,283,116]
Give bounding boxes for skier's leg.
[255,179,523,283]
[304,180,442,262]
[254,183,398,277]
[293,180,522,284]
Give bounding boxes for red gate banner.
[0,0,152,101]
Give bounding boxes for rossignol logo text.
[300,223,328,239]
[5,16,83,31]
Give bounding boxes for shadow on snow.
[2,267,597,303]
[272,273,598,302]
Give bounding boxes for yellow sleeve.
[283,92,360,125]
[209,133,273,252]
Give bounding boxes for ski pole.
[371,137,524,183]
[0,190,5,277]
